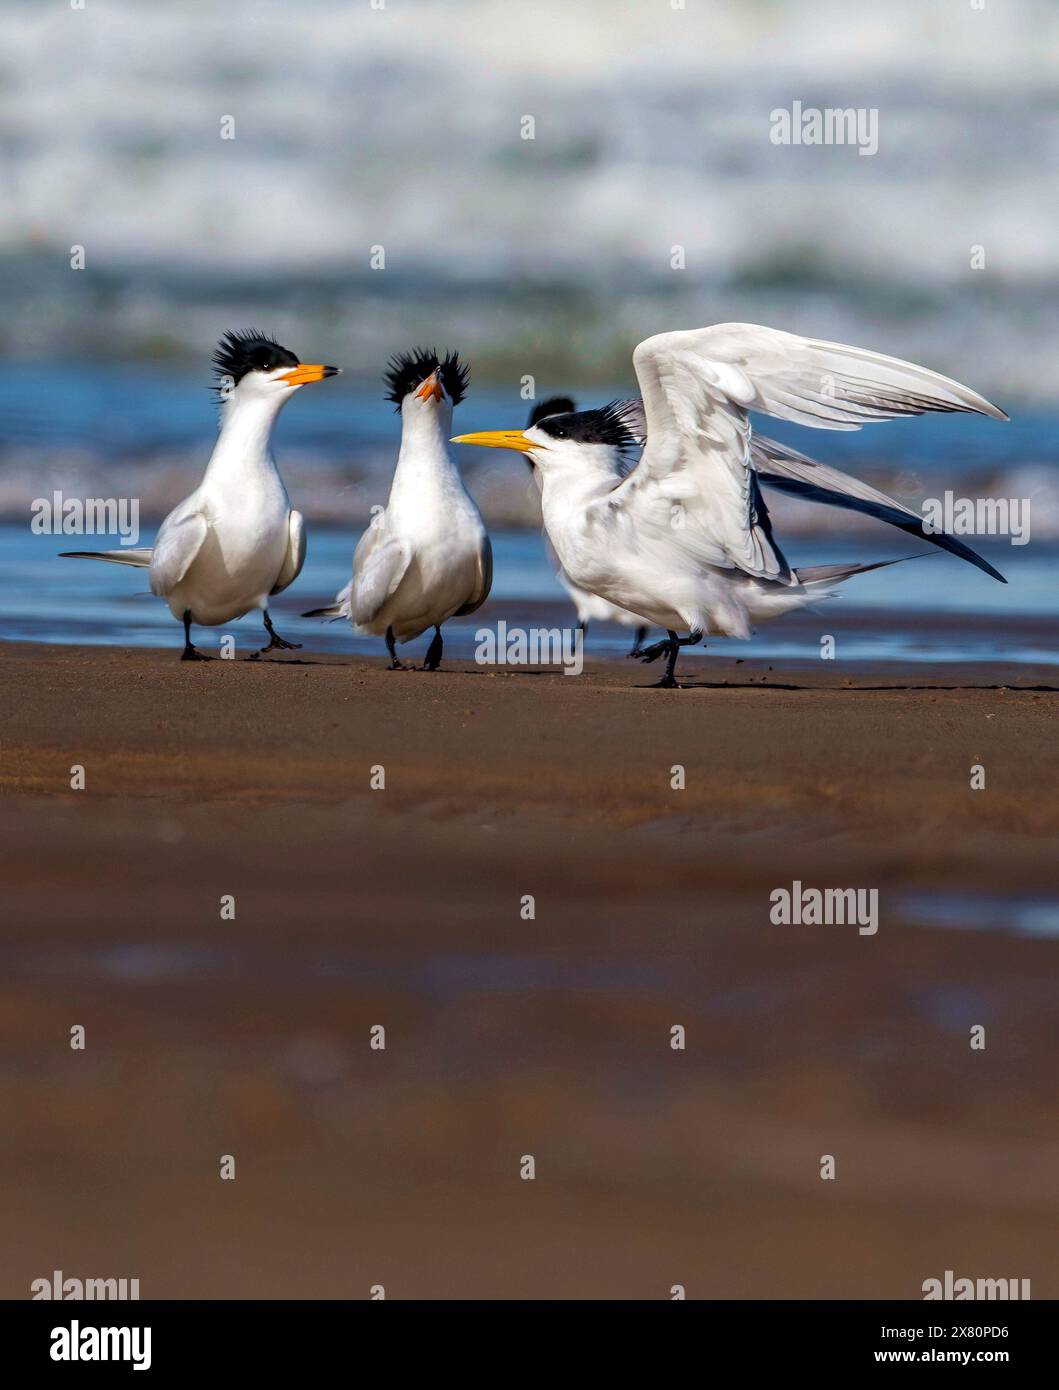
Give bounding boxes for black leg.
[423,625,443,671]
[180,610,212,662]
[252,608,301,657]
[385,626,405,670]
[627,625,648,658]
[637,628,703,688]
[658,629,681,688]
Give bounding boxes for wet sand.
[2,640,1058,1299]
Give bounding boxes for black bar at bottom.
[3,1297,1050,1376]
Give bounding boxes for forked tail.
[793,554,925,587]
[59,548,153,567]
[301,579,352,622]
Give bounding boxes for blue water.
[1,364,1055,665]
[3,0,1057,690]
[0,361,393,462]
[1,361,1051,481]
[2,523,1055,666]
[898,894,1059,940]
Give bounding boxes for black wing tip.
[942,550,1007,583]
[758,472,1010,584]
[301,606,348,621]
[914,542,1006,583]
[922,532,1008,583]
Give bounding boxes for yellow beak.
[282,363,341,386]
[450,429,538,454]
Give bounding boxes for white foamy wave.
[1,0,1057,399]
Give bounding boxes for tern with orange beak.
[304,348,491,670]
[454,322,1007,687]
[62,330,339,659]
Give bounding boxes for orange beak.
[416,370,444,403]
[282,363,341,386]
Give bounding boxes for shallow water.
[2,363,1056,528]
[2,521,1055,666]
[898,893,1059,940]
[2,365,1055,665]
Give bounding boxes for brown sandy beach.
[2,640,1058,1299]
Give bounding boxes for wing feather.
[454,534,493,617]
[603,323,1005,582]
[148,511,208,596]
[750,435,1006,582]
[270,509,306,595]
[350,522,412,627]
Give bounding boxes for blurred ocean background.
[0,0,1056,659]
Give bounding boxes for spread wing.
[583,410,1005,584]
[270,509,306,595]
[601,323,1005,583]
[750,436,1006,583]
[148,509,208,597]
[350,520,412,627]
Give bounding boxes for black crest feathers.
[212,330,299,390]
[384,347,469,409]
[527,396,576,428]
[535,399,641,451]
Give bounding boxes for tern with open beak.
[62,329,340,659]
[304,348,491,670]
[454,322,1007,688]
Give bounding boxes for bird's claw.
[637,639,673,664]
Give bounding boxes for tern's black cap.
[527,396,576,428]
[384,347,469,409]
[213,330,299,386]
[535,400,640,450]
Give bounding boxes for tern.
[527,396,651,657]
[454,322,1006,687]
[62,330,339,659]
[304,348,491,670]
[530,395,1002,593]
